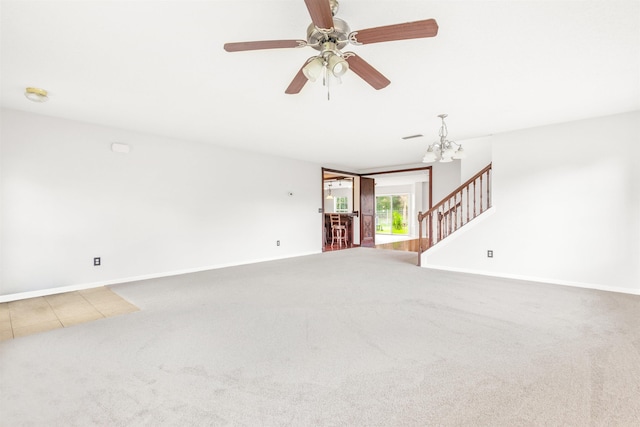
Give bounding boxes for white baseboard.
[0,251,322,303]
[422,264,640,296]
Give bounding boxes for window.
[335,197,349,213]
[375,194,409,235]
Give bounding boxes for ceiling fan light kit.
[302,41,349,84]
[223,0,438,96]
[327,52,348,77]
[302,57,325,82]
[422,114,465,163]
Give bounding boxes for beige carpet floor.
[1,248,639,425]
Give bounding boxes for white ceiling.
[2,1,639,171]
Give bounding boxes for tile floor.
[0,287,139,341]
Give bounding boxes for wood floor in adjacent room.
[375,237,428,252]
[324,236,426,253]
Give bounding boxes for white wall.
[414,181,428,226]
[424,111,640,294]
[460,136,492,183]
[1,109,322,297]
[0,121,3,289]
[430,161,462,203]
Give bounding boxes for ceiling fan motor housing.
[307,17,350,51]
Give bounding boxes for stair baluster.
[417,163,492,265]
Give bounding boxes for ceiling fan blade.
[350,19,438,45]
[285,62,310,94]
[344,53,390,90]
[304,0,334,30]
[224,40,306,52]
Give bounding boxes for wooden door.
[360,177,375,247]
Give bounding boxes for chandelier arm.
[441,139,461,148]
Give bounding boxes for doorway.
[321,166,432,252]
[322,169,358,251]
[362,167,432,251]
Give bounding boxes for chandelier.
[422,114,465,163]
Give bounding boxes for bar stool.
[329,214,348,247]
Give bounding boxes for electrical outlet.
[487,250,493,258]
[277,240,280,246]
[94,257,101,266]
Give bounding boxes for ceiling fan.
[223,0,439,95]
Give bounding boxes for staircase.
[417,163,492,266]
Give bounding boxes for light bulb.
[327,54,349,77]
[422,148,437,163]
[452,146,465,159]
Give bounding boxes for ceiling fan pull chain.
[322,62,327,87]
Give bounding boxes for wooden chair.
[329,214,348,247]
